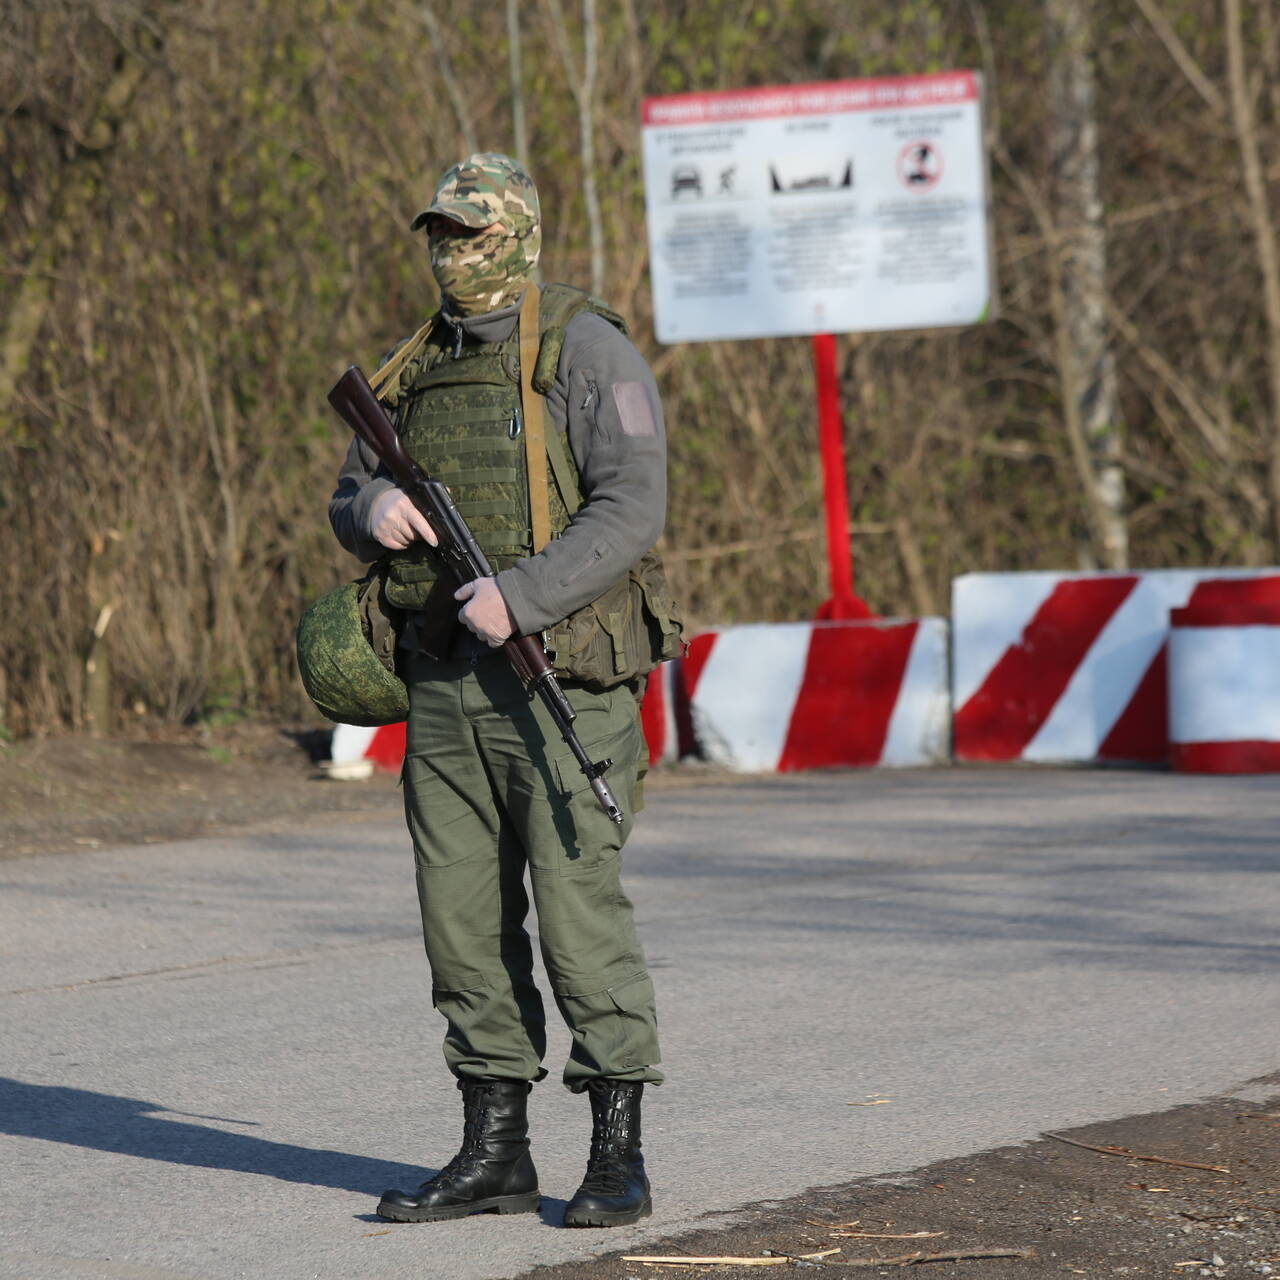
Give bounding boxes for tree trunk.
[422,1,477,155]
[0,22,160,424]
[507,0,528,163]
[580,0,604,296]
[0,248,54,429]
[1225,0,1280,557]
[543,0,606,295]
[1046,0,1126,568]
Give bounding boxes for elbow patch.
[611,382,658,438]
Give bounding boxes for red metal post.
[812,332,873,620]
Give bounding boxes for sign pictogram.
[898,140,943,190]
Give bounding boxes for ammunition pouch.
[545,550,684,690]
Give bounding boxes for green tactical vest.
[377,285,684,690]
[381,284,622,611]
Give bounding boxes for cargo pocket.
[557,971,661,1084]
[429,979,489,1060]
[430,979,541,1078]
[605,971,656,1019]
[430,975,488,1008]
[404,762,488,868]
[538,718,640,874]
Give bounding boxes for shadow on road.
[538,1195,569,1227]
[0,1076,427,1195]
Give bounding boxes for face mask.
[429,214,541,316]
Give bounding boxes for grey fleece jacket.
[327,294,668,636]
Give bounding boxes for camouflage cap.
[410,152,540,232]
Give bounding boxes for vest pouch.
[547,551,686,690]
[383,542,439,610]
[633,551,685,668]
[357,565,403,676]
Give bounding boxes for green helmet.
[296,579,409,727]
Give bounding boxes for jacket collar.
[440,294,523,353]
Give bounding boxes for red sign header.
[643,72,979,127]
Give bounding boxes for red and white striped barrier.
[953,569,1280,764]
[329,622,949,778]
[1169,587,1280,773]
[329,662,686,778]
[330,720,406,776]
[680,618,950,772]
[639,661,689,767]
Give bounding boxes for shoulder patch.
[612,382,657,437]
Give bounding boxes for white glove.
[455,578,516,647]
[369,488,438,550]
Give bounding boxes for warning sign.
[641,73,992,343]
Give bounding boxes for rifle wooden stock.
[327,365,624,824]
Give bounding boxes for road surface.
[1,767,1277,1279]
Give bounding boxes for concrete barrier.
[679,618,950,772]
[953,569,1280,764]
[1169,583,1280,773]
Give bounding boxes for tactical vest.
[381,284,684,687]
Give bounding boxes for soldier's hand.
[455,578,516,647]
[370,488,438,550]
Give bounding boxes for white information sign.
[641,73,992,343]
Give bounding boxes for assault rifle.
[328,365,624,825]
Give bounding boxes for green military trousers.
[401,647,663,1092]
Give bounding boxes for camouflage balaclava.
[410,152,541,317]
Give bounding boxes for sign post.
[641,73,992,618]
[812,332,871,619]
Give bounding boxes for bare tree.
[0,10,163,422]
[543,0,606,295]
[1046,0,1125,567]
[1225,0,1280,554]
[507,0,528,163]
[420,0,477,155]
[10,0,1280,735]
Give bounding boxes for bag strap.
[543,419,584,516]
[519,288,553,552]
[368,317,435,400]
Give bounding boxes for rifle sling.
[369,317,434,400]
[543,413,583,516]
[519,288,553,552]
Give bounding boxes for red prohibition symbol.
[897,140,943,190]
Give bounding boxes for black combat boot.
[377,1079,540,1222]
[562,1078,651,1227]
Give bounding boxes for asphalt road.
[1,767,1277,1280]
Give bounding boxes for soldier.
[328,153,681,1228]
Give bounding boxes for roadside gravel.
[522,1083,1280,1280]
